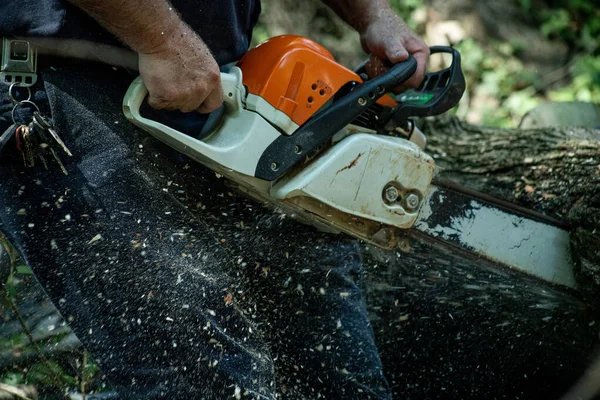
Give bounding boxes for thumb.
[147,94,168,110]
[386,42,409,64]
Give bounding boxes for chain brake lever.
[380,46,465,131]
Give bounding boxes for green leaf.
[540,9,572,38]
[15,265,32,275]
[1,372,24,386]
[26,361,78,388]
[519,0,532,12]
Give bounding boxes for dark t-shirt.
[0,0,261,65]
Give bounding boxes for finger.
[180,100,203,113]
[385,41,409,64]
[147,95,177,111]
[392,51,429,93]
[181,85,211,114]
[197,88,223,114]
[147,96,165,110]
[403,48,429,89]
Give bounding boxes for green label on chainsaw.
[399,93,434,104]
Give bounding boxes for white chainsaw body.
[123,67,435,248]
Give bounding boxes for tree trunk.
[420,115,600,295]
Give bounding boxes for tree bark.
[420,115,600,295]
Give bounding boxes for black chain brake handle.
[254,56,418,181]
[381,46,465,130]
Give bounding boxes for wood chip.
[88,234,102,244]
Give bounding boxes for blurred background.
[254,0,600,128]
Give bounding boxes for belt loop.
[1,37,38,88]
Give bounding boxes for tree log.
[420,115,600,296]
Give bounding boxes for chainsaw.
[123,35,576,290]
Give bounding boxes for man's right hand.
[66,0,224,114]
[138,27,223,114]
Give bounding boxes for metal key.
[14,125,27,166]
[38,150,49,170]
[49,147,68,175]
[34,129,50,170]
[32,123,67,174]
[32,111,72,157]
[21,125,35,167]
[15,125,23,152]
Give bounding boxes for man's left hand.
[358,7,429,91]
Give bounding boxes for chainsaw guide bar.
[123,35,576,290]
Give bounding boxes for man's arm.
[67,0,222,113]
[322,0,429,89]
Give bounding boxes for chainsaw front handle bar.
[387,46,465,126]
[254,56,418,180]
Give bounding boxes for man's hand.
[138,28,222,113]
[67,0,222,113]
[322,0,429,90]
[359,8,429,90]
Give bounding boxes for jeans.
[0,64,391,399]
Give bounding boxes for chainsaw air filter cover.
[236,35,396,127]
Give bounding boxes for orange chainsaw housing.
[236,35,397,127]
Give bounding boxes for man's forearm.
[66,0,223,114]
[321,0,395,33]
[66,0,188,54]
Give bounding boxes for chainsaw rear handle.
[124,71,245,117]
[254,55,418,180]
[123,67,284,178]
[383,46,465,128]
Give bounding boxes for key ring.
[11,100,41,125]
[8,83,32,103]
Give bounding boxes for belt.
[24,37,138,70]
[1,36,139,87]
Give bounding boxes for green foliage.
[522,1,599,124]
[250,0,271,47]
[389,0,426,30]
[533,1,600,45]
[27,361,78,387]
[539,8,573,38]
[15,265,32,275]
[1,236,110,397]
[457,0,599,126]
[453,38,541,127]
[1,372,24,386]
[388,0,600,127]
[550,55,600,103]
[387,0,598,127]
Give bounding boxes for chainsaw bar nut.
[404,193,421,212]
[384,186,400,203]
